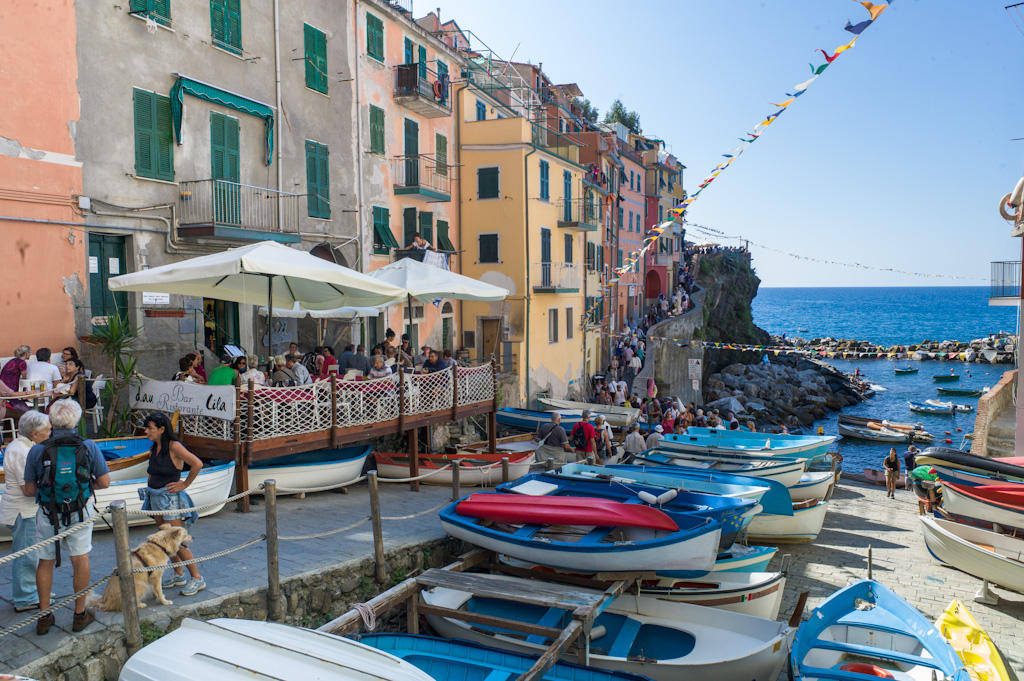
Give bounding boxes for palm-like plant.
[84,314,140,436]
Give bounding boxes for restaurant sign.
[130,380,235,419]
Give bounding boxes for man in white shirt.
[645,424,664,450]
[286,355,312,385]
[622,424,647,460]
[25,348,62,389]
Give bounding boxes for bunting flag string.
[614,0,893,275]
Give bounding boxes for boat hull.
[934,601,1011,681]
[921,516,1024,594]
[375,452,535,486]
[422,588,792,681]
[789,472,834,501]
[636,450,805,489]
[711,544,778,573]
[747,500,829,544]
[940,483,1024,533]
[862,468,906,488]
[247,447,369,495]
[661,433,831,460]
[640,571,786,619]
[497,408,583,433]
[539,398,640,428]
[838,423,910,443]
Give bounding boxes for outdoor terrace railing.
[532,261,582,292]
[390,154,453,201]
[393,63,451,116]
[557,196,601,229]
[178,179,300,235]
[991,260,1021,299]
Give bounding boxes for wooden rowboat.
[247,446,369,496]
[746,499,829,544]
[375,451,535,486]
[937,387,984,397]
[940,481,1024,533]
[0,435,152,484]
[920,515,1024,595]
[934,374,961,383]
[838,414,933,443]
[894,366,918,375]
[538,398,640,428]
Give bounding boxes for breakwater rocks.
[770,332,1015,364]
[704,355,866,429]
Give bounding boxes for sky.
[432,0,1024,287]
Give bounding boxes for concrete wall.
[633,286,707,404]
[971,368,1016,457]
[0,0,84,353]
[74,1,357,376]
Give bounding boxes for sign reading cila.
[130,380,236,419]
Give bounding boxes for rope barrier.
[276,475,368,495]
[131,536,267,573]
[278,516,370,541]
[0,516,100,568]
[0,573,114,639]
[379,500,450,521]
[376,464,453,483]
[121,487,262,517]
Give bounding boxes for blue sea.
[752,286,1016,346]
[751,287,1018,472]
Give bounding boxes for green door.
[563,170,572,221]
[403,208,417,248]
[441,316,452,352]
[404,119,419,187]
[540,227,552,288]
[88,234,128,327]
[211,112,240,225]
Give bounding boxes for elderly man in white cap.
[645,424,665,450]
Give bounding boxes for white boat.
[838,423,910,443]
[0,462,236,542]
[118,618,435,681]
[746,499,829,544]
[713,544,778,573]
[925,399,974,413]
[940,482,1024,532]
[788,471,834,502]
[920,516,1024,594]
[247,446,369,495]
[375,451,536,486]
[422,586,793,681]
[636,450,806,489]
[538,398,640,427]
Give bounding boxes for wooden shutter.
[225,0,241,52]
[403,208,417,247]
[133,89,155,178]
[479,234,498,263]
[477,167,498,199]
[418,211,433,244]
[366,13,383,61]
[564,234,572,263]
[404,38,414,64]
[435,134,447,176]
[304,24,317,90]
[369,106,384,154]
[305,141,330,219]
[539,160,549,199]
[317,144,330,218]
[418,45,427,79]
[154,93,173,180]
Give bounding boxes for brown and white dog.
[92,524,193,611]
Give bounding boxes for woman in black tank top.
[143,413,207,595]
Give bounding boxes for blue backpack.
[37,434,94,565]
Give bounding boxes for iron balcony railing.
[532,261,582,291]
[392,247,453,267]
[394,62,451,112]
[557,195,602,227]
[390,154,453,199]
[178,179,300,233]
[991,261,1021,299]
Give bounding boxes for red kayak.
[944,482,1024,509]
[456,493,679,532]
[997,457,1024,468]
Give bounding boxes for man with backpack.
[20,399,110,635]
[568,410,597,462]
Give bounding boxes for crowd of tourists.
[0,346,96,421]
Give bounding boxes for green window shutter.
[539,160,549,200]
[418,211,433,244]
[210,113,239,182]
[134,89,174,181]
[479,234,498,263]
[211,0,241,54]
[477,167,498,199]
[435,133,447,176]
[437,220,454,251]
[305,141,330,219]
[366,13,383,61]
[369,105,385,154]
[418,45,427,79]
[372,206,398,254]
[404,38,414,64]
[403,208,417,247]
[438,60,448,80]
[130,0,171,25]
[304,24,327,93]
[153,93,174,180]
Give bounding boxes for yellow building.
[455,82,595,406]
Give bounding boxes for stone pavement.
[0,479,455,674]
[770,480,1024,677]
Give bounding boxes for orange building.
[0,0,84,352]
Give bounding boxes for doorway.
[481,318,501,360]
[203,298,240,355]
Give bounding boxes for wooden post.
[264,479,283,620]
[111,501,143,656]
[406,590,420,635]
[451,366,459,422]
[451,459,461,500]
[368,471,387,583]
[409,426,420,492]
[240,377,255,513]
[397,364,406,434]
[501,456,510,484]
[329,373,338,449]
[488,357,499,454]
[77,377,88,437]
[232,385,244,512]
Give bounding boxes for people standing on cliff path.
[883,448,900,499]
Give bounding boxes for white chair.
[343,369,361,380]
[85,377,105,432]
[0,418,16,445]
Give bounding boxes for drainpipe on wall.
[523,146,536,405]
[455,84,465,356]
[273,0,284,231]
[352,0,365,271]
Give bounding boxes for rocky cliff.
[694,250,770,347]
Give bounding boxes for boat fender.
[637,491,659,505]
[839,663,894,679]
[944,432,951,436]
[589,625,607,640]
[655,489,677,505]
[944,439,952,444]
[956,428,962,432]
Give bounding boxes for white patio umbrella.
[366,257,509,347]
[108,241,405,351]
[257,304,384,319]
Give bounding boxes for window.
[479,234,499,263]
[658,205,663,222]
[369,105,385,154]
[564,233,573,263]
[129,0,171,26]
[617,206,623,231]
[477,167,499,199]
[586,241,596,270]
[366,12,383,61]
[539,160,549,200]
[617,249,623,267]
[476,100,486,121]
[436,220,455,251]
[435,133,447,176]
[404,37,414,64]
[565,308,574,339]
[628,212,633,232]
[418,211,433,244]
[403,207,417,247]
[437,60,448,81]
[418,45,427,79]
[630,170,634,190]
[305,141,330,219]
[304,24,328,93]
[133,89,174,181]
[548,309,559,343]
[372,206,398,254]
[210,0,241,55]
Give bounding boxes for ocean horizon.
[752,285,1017,347]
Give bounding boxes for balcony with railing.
[177,179,301,243]
[393,62,451,117]
[557,195,601,232]
[391,154,453,202]
[990,261,1021,306]
[532,261,582,293]
[391,247,453,269]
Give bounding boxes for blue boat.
[908,400,954,415]
[661,432,831,463]
[497,407,585,433]
[791,579,969,681]
[634,450,807,490]
[496,472,760,549]
[94,435,153,460]
[605,463,794,515]
[359,633,653,681]
[713,544,777,573]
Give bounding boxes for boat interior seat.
[525,607,569,645]
[607,616,643,658]
[579,526,613,544]
[807,639,941,670]
[799,665,907,681]
[511,524,542,538]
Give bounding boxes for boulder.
[743,382,760,399]
[721,363,746,376]
[704,396,745,415]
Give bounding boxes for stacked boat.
[837,414,934,443]
[916,446,1024,600]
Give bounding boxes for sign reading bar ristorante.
[130,380,236,419]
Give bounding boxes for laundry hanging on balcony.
[170,75,276,165]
